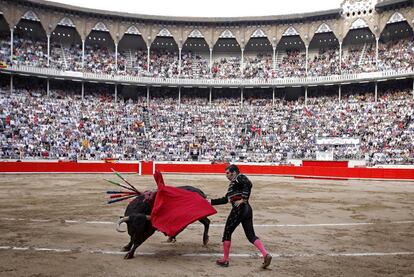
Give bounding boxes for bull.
[116,186,211,259]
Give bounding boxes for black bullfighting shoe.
[216,259,229,267]
[262,253,272,269]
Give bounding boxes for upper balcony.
[4,65,414,88]
[0,0,413,87]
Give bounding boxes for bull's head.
[116,216,130,232]
[116,214,151,232]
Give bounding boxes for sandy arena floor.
[0,173,413,277]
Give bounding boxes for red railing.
[1,161,413,181]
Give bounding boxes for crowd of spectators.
[276,49,307,78]
[378,38,414,71]
[118,49,148,76]
[1,86,413,165]
[211,56,241,79]
[0,38,10,65]
[180,52,210,79]
[2,35,413,78]
[147,49,179,78]
[341,43,377,74]
[308,47,340,76]
[243,53,273,79]
[49,43,83,71]
[12,37,48,67]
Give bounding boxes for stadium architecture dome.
[0,0,414,165]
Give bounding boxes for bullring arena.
[0,173,413,276]
[1,0,414,275]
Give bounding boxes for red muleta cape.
[150,171,217,237]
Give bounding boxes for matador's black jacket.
[211,174,252,208]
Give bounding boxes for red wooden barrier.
[302,160,348,168]
[153,163,414,180]
[141,161,154,175]
[0,161,138,173]
[1,161,414,181]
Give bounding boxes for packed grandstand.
[0,0,413,165]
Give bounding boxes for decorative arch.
[350,18,368,30]
[157,28,173,37]
[387,12,406,24]
[219,29,235,38]
[92,21,109,32]
[58,16,75,27]
[315,23,332,34]
[22,10,40,21]
[188,29,204,38]
[126,25,141,35]
[250,28,267,38]
[282,26,299,36]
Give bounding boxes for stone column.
[47,34,51,67]
[10,28,14,64]
[10,75,13,94]
[240,87,244,107]
[115,43,118,72]
[305,86,308,106]
[147,46,150,72]
[47,79,50,97]
[82,39,85,69]
[146,86,150,105]
[305,44,309,76]
[338,84,341,102]
[178,87,181,106]
[178,47,182,76]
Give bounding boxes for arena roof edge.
[15,0,342,24]
[376,0,414,11]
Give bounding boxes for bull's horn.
[116,216,129,232]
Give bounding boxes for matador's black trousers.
[222,203,258,243]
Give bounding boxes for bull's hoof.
[203,236,209,246]
[166,237,176,243]
[121,246,131,252]
[124,252,134,259]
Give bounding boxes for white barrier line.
[90,250,125,255]
[12,247,29,251]
[91,250,156,255]
[181,253,253,257]
[34,247,71,253]
[85,221,113,225]
[64,220,80,223]
[327,252,414,257]
[393,221,414,224]
[209,221,414,227]
[207,223,379,227]
[2,218,18,221]
[2,218,414,228]
[0,245,413,258]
